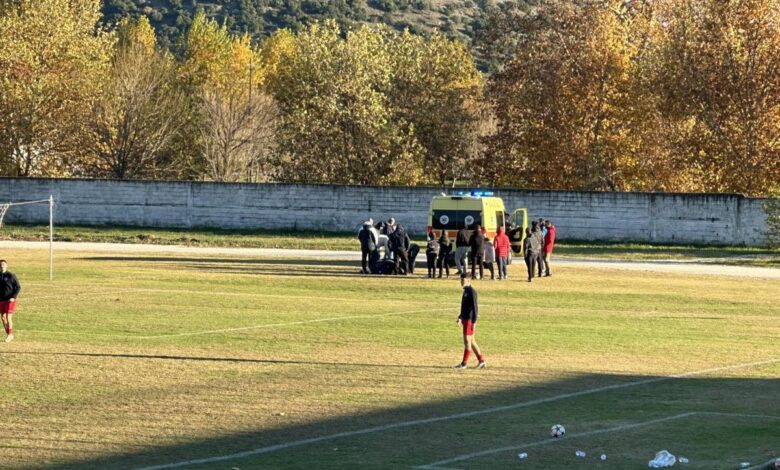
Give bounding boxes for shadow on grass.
[4,351,445,370]
[80,256,427,278]
[26,365,780,470]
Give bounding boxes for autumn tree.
[86,17,186,179]
[180,13,277,182]
[652,0,780,195]
[0,0,112,176]
[267,22,421,185]
[388,30,483,185]
[483,0,670,191]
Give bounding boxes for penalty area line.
[133,357,779,470]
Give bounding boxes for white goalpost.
[0,195,54,281]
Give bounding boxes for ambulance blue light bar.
[455,190,495,197]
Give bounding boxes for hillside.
[102,0,499,48]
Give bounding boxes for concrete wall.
[0,178,769,246]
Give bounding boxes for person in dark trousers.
[532,221,546,278]
[483,236,496,280]
[403,230,415,273]
[358,220,376,274]
[493,226,511,280]
[469,225,485,280]
[425,232,439,278]
[523,227,540,282]
[437,232,452,278]
[455,225,471,275]
[454,273,486,369]
[0,259,21,342]
[543,220,556,276]
[390,224,409,275]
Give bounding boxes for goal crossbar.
[0,195,55,281]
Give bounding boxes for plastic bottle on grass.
[678,456,688,464]
[517,452,528,460]
[575,450,586,458]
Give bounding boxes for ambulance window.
[432,210,458,230]
[496,211,504,229]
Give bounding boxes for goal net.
[0,196,55,280]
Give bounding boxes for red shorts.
[462,320,475,336]
[0,300,16,314]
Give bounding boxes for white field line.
[419,411,780,468]
[134,357,780,470]
[25,306,456,339]
[418,412,698,469]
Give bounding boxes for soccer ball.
[550,424,565,438]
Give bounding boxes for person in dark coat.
[523,227,541,282]
[425,232,440,278]
[469,225,485,280]
[436,232,452,278]
[358,221,376,274]
[0,259,21,342]
[390,224,409,275]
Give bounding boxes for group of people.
[522,218,556,282]
[358,217,417,275]
[425,224,512,281]
[359,216,557,283]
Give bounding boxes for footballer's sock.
[477,354,484,362]
[7,328,12,335]
[462,349,471,364]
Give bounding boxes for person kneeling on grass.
[0,259,21,342]
[455,274,486,369]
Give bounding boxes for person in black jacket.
[469,225,485,280]
[436,232,452,278]
[454,274,486,369]
[0,259,21,342]
[357,221,377,274]
[454,225,471,275]
[390,224,409,275]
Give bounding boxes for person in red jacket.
[543,220,556,277]
[493,226,511,280]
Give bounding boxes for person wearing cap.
[0,259,21,342]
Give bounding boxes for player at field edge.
[455,273,486,369]
[0,259,21,342]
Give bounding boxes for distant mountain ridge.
[102,0,498,48]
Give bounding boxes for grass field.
[3,223,780,266]
[1,246,778,469]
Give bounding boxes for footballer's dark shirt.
[0,271,20,301]
[459,286,478,323]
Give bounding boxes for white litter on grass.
[678,456,689,464]
[739,463,751,469]
[649,450,677,468]
[601,454,607,461]
[517,452,527,460]
[575,450,586,458]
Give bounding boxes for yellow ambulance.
[427,191,528,258]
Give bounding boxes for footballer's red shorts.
[462,320,475,336]
[0,300,16,314]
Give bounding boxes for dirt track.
[2,241,779,279]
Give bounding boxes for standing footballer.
[0,259,21,342]
[454,273,486,369]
